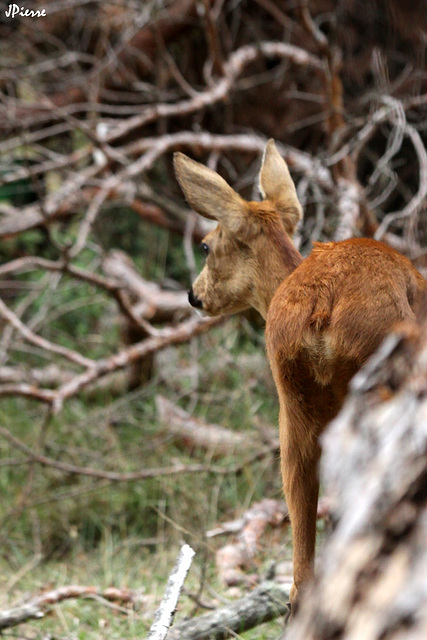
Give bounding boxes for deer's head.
[174,140,303,319]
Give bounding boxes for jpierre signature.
[5,4,46,18]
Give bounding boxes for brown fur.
[173,140,427,610]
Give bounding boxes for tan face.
[190,226,255,316]
[174,139,302,317]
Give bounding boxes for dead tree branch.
[166,581,290,640]
[0,422,233,482]
[156,396,257,456]
[0,585,147,631]
[0,296,94,369]
[148,544,195,640]
[106,41,322,144]
[215,499,289,586]
[103,250,190,322]
[0,315,224,410]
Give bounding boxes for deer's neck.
[253,229,303,320]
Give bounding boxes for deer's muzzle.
[188,287,203,309]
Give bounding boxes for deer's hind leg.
[275,360,346,612]
[278,395,321,611]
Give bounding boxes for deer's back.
[266,238,426,387]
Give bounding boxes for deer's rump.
[266,238,426,385]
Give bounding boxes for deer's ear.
[173,152,248,231]
[259,139,302,236]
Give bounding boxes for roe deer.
[173,140,427,611]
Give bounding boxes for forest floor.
[0,315,326,639]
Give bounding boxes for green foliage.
[0,160,39,206]
[0,319,280,550]
[95,207,189,283]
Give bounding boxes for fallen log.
[211,496,330,587]
[0,585,147,631]
[167,581,290,640]
[214,499,289,586]
[156,396,257,456]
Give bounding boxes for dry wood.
[166,580,290,640]
[0,297,93,369]
[107,41,322,144]
[0,315,224,410]
[215,499,289,586]
[0,364,73,387]
[207,496,330,540]
[0,585,147,631]
[211,496,330,587]
[147,544,195,640]
[0,365,131,397]
[156,395,256,456]
[1,0,202,122]
[0,420,274,484]
[0,423,233,482]
[51,315,224,412]
[333,179,361,241]
[1,0,424,262]
[103,250,190,322]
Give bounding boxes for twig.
[201,0,224,78]
[69,186,111,258]
[334,179,361,241]
[0,297,94,369]
[102,250,189,321]
[374,122,427,239]
[0,317,224,409]
[0,383,57,403]
[215,499,288,586]
[0,421,277,484]
[52,315,224,412]
[147,544,195,640]
[0,131,333,244]
[0,585,146,631]
[107,41,322,143]
[0,423,229,481]
[0,255,159,335]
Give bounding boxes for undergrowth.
[0,214,293,639]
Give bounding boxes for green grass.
[0,530,292,640]
[0,315,290,638]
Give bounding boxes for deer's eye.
[201,242,210,256]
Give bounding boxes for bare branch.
[148,544,195,640]
[103,250,190,321]
[0,423,231,482]
[166,581,290,640]
[215,499,288,586]
[374,122,427,239]
[0,315,225,410]
[51,316,224,412]
[156,395,258,456]
[334,179,361,241]
[0,297,94,369]
[0,584,148,631]
[106,41,322,143]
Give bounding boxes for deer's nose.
[188,287,203,309]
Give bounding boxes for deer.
[173,139,427,612]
